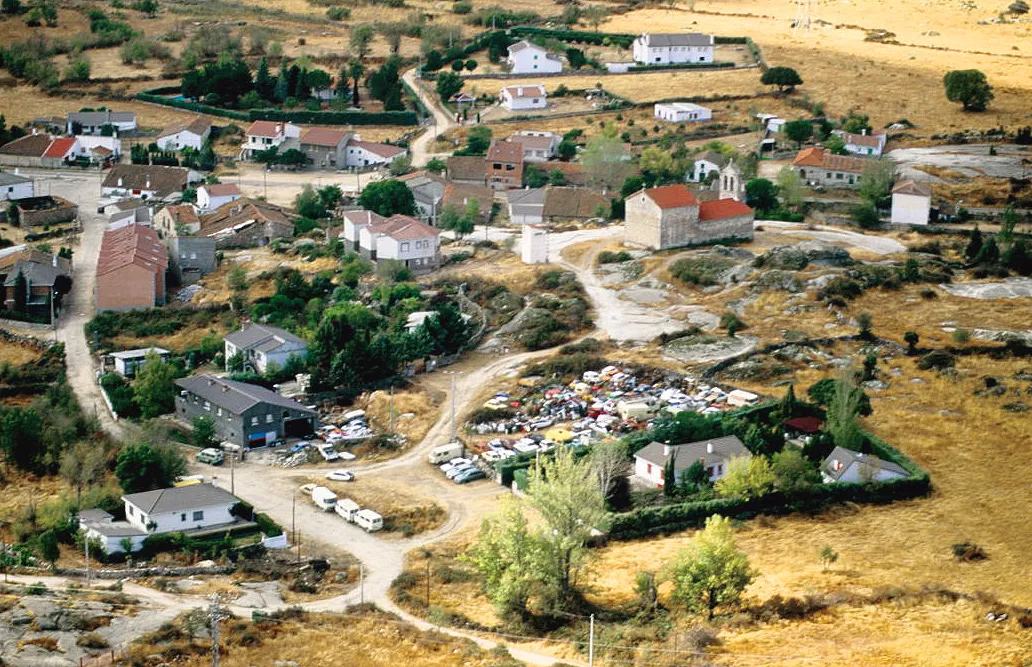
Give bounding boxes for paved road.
[402,68,459,168]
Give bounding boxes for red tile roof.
[784,416,823,434]
[843,132,884,148]
[201,183,241,197]
[502,84,546,99]
[368,214,438,241]
[698,198,753,221]
[793,147,868,174]
[246,121,284,138]
[892,179,931,197]
[486,140,523,163]
[0,134,53,157]
[163,204,199,225]
[341,210,386,226]
[643,184,698,210]
[96,224,168,278]
[42,137,76,159]
[792,146,825,167]
[301,127,349,147]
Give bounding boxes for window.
[192,510,204,521]
[506,164,515,171]
[204,401,211,411]
[493,163,502,169]
[251,416,258,426]
[836,173,843,180]
[181,513,186,522]
[266,414,274,423]
[217,407,222,416]
[647,463,652,474]
[400,242,410,252]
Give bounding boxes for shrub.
[670,256,735,286]
[77,632,110,649]
[326,6,350,19]
[467,407,515,424]
[452,0,472,14]
[951,541,988,561]
[597,250,632,264]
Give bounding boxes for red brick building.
[95,224,168,312]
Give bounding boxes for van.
[427,441,464,465]
[196,448,224,465]
[354,509,383,533]
[334,498,361,522]
[311,486,337,511]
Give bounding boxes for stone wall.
[689,213,754,245]
[624,193,661,249]
[18,197,79,229]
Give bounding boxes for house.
[633,436,750,488]
[654,102,712,123]
[156,116,212,152]
[0,134,54,168]
[241,121,301,160]
[344,138,407,168]
[95,224,168,311]
[77,508,147,555]
[632,33,714,65]
[507,130,560,163]
[506,40,563,74]
[224,323,308,374]
[101,165,196,200]
[74,135,121,165]
[486,140,524,190]
[507,188,546,224]
[197,183,241,212]
[446,156,488,185]
[821,446,908,484]
[299,127,352,169]
[692,150,729,182]
[791,147,870,188]
[110,347,171,378]
[12,196,78,230]
[199,198,294,249]
[521,224,548,264]
[624,183,753,250]
[0,245,72,322]
[339,209,386,252]
[66,110,136,135]
[891,180,932,225]
[0,171,34,202]
[359,214,441,273]
[40,137,77,167]
[541,187,609,222]
[152,206,217,284]
[450,92,476,106]
[833,130,887,157]
[175,374,318,447]
[399,172,447,223]
[500,85,547,112]
[784,416,823,437]
[153,203,201,238]
[442,182,494,223]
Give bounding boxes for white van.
[334,498,361,522]
[311,486,337,511]
[354,509,383,532]
[427,441,464,465]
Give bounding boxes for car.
[302,433,318,441]
[317,443,340,462]
[337,451,357,461]
[325,469,355,482]
[289,442,310,454]
[454,468,486,484]
[482,451,504,463]
[446,463,476,480]
[440,457,471,474]
[196,448,224,465]
[299,483,317,495]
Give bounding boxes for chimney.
[861,129,867,136]
[146,176,151,190]
[275,123,282,135]
[833,459,842,471]
[663,443,670,457]
[706,442,713,454]
[517,86,523,96]
[32,128,38,136]
[117,177,123,187]
[52,255,57,267]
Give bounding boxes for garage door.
[283,417,313,438]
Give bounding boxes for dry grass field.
[0,337,43,366]
[359,385,445,447]
[306,475,447,536]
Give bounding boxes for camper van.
[196,448,224,465]
[311,486,338,511]
[334,498,361,522]
[427,442,464,465]
[354,509,384,532]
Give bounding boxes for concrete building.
[891,180,932,225]
[506,40,563,74]
[822,446,908,484]
[175,375,318,447]
[0,246,72,323]
[833,130,887,157]
[791,147,870,188]
[521,224,548,264]
[632,33,714,65]
[507,188,546,224]
[398,172,447,223]
[153,204,200,238]
[224,323,308,375]
[507,130,560,163]
[442,182,493,223]
[691,150,729,182]
[0,171,34,202]
[241,121,301,160]
[156,116,212,152]
[0,134,54,168]
[500,84,547,112]
[66,110,136,135]
[13,196,78,230]
[196,183,241,212]
[654,102,712,123]
[110,347,171,378]
[634,436,750,487]
[343,138,407,168]
[95,224,167,311]
[624,184,754,250]
[486,140,524,189]
[359,214,441,273]
[299,127,352,169]
[101,165,196,200]
[199,199,294,249]
[168,234,217,284]
[446,156,488,185]
[339,210,386,252]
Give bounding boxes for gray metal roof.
[110,347,170,360]
[78,509,114,523]
[822,446,908,482]
[0,171,31,186]
[224,323,306,352]
[635,435,749,470]
[67,110,136,125]
[83,521,147,538]
[639,33,714,47]
[123,483,239,515]
[507,188,546,216]
[175,374,317,416]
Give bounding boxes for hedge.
[254,512,283,537]
[136,91,249,121]
[510,26,635,49]
[628,61,736,72]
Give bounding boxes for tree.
[852,202,880,229]
[783,119,813,148]
[228,264,248,293]
[435,71,464,101]
[771,448,819,492]
[719,311,746,338]
[2,0,22,14]
[464,59,477,71]
[63,56,91,83]
[557,139,577,160]
[566,47,587,70]
[944,69,994,111]
[350,24,375,60]
[825,135,847,155]
[295,184,326,219]
[776,167,803,211]
[305,68,332,95]
[37,530,59,568]
[819,545,839,571]
[806,378,872,416]
[639,146,679,185]
[588,439,629,502]
[527,446,609,610]
[775,384,798,421]
[670,515,755,619]
[582,4,608,31]
[115,442,186,493]
[745,178,778,213]
[904,331,919,355]
[133,351,177,419]
[12,270,27,313]
[60,442,106,510]
[548,169,567,186]
[192,416,218,449]
[463,499,540,619]
[974,235,1000,266]
[581,131,632,188]
[348,60,364,106]
[465,126,492,155]
[858,159,895,207]
[358,179,416,217]
[663,447,678,497]
[999,205,1017,247]
[451,58,464,72]
[714,455,775,499]
[377,21,406,54]
[856,312,873,340]
[840,113,872,135]
[965,224,983,261]
[760,66,803,93]
[827,373,865,451]
[1004,239,1032,275]
[425,157,447,174]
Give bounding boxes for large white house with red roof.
[624,183,753,250]
[358,213,441,273]
[500,84,547,111]
[343,138,407,168]
[240,120,301,160]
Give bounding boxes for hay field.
[307,475,447,535]
[359,385,444,446]
[606,1,1032,132]
[0,337,42,366]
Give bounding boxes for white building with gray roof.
[66,110,137,136]
[821,446,909,484]
[633,435,750,488]
[507,188,546,224]
[633,32,714,65]
[0,170,34,202]
[224,323,308,374]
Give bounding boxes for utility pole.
[388,385,395,436]
[359,563,365,604]
[425,556,431,609]
[209,594,224,667]
[85,536,91,589]
[229,448,235,496]
[588,614,594,667]
[292,491,301,570]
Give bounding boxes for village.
[1,0,1032,665]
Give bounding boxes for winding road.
[402,68,459,168]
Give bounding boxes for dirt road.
[402,68,458,167]
[760,220,907,255]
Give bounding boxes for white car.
[299,483,317,495]
[317,444,340,462]
[440,457,471,474]
[337,451,357,461]
[446,463,476,479]
[325,469,355,482]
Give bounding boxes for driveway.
[402,68,459,167]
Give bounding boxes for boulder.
[757,241,853,270]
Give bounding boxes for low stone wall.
[18,196,79,229]
[54,564,237,579]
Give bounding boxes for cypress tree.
[965,224,983,261]
[255,57,274,101]
[273,65,289,102]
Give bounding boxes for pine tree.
[255,57,274,101]
[286,64,301,99]
[349,60,364,106]
[965,224,983,261]
[273,65,289,102]
[777,384,797,420]
[663,448,678,497]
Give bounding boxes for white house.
[361,214,441,273]
[0,171,34,202]
[632,33,714,65]
[890,180,932,225]
[110,347,171,378]
[67,110,137,135]
[500,85,547,112]
[834,130,887,157]
[74,135,122,162]
[197,183,242,213]
[633,436,750,488]
[506,40,563,74]
[156,116,213,152]
[241,120,302,160]
[654,102,712,123]
[508,188,546,224]
[224,323,308,374]
[507,130,560,163]
[338,209,386,252]
[77,509,147,555]
[344,138,407,168]
[822,446,909,484]
[691,150,729,182]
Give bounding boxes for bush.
[597,250,632,264]
[77,632,109,649]
[670,256,735,286]
[326,6,350,19]
[467,407,515,424]
[452,0,472,13]
[951,541,988,561]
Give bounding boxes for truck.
[311,485,337,511]
[334,498,361,522]
[354,509,383,532]
[427,441,464,465]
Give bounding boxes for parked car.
[446,463,476,480]
[354,509,383,532]
[337,451,357,461]
[440,457,471,474]
[317,443,340,462]
[299,483,316,495]
[335,498,361,522]
[325,469,355,482]
[196,448,224,465]
[454,468,486,484]
[311,485,337,511]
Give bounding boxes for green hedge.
[254,512,283,537]
[713,36,748,44]
[511,26,635,48]
[136,92,249,120]
[628,61,735,72]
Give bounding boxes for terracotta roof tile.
[301,127,349,147]
[96,224,168,278]
[447,155,487,182]
[486,140,523,163]
[502,85,546,99]
[201,183,241,197]
[0,134,53,157]
[698,198,753,221]
[792,146,825,167]
[246,121,283,138]
[42,137,77,159]
[892,179,931,197]
[642,184,698,209]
